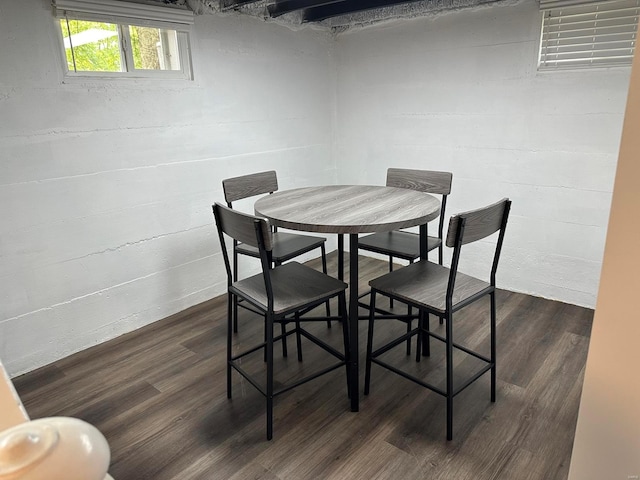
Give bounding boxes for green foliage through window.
[59,18,184,74]
[60,19,121,72]
[130,26,181,71]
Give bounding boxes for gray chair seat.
[358,231,441,260]
[232,262,347,316]
[236,231,326,263]
[369,260,489,314]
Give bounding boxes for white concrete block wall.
[0,0,336,375]
[334,0,630,307]
[0,0,631,375]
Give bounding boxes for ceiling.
[157,0,507,30]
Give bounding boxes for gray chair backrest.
[445,198,510,247]
[214,203,273,252]
[222,171,279,204]
[386,168,452,195]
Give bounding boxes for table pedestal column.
[349,234,359,412]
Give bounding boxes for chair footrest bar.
[371,358,493,399]
[449,342,491,364]
[372,322,491,365]
[231,342,267,361]
[274,361,346,397]
[371,358,446,396]
[452,364,493,397]
[293,297,339,318]
[284,315,344,323]
[231,328,299,361]
[370,313,418,321]
[298,328,346,360]
[230,362,266,397]
[231,359,346,399]
[418,330,492,364]
[371,328,419,358]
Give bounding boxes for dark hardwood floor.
[13,253,593,480]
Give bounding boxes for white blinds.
[53,0,194,28]
[539,0,639,69]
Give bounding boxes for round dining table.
[255,185,441,411]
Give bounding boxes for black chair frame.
[358,169,453,339]
[213,203,349,440]
[364,199,511,440]
[223,171,330,332]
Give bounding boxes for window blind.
[53,0,194,29]
[539,0,639,69]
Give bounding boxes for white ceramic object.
[0,417,110,480]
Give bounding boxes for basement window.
[538,0,639,70]
[53,0,194,79]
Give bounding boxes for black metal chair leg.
[281,321,288,358]
[227,292,233,399]
[339,293,350,399]
[416,310,423,362]
[295,312,303,362]
[490,290,497,402]
[437,244,443,326]
[437,245,443,324]
[263,316,268,362]
[446,312,453,441]
[321,244,331,328]
[422,312,431,357]
[364,291,377,396]
[266,314,274,441]
[388,256,394,309]
[274,259,290,352]
[233,249,239,333]
[407,259,415,346]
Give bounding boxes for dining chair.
[222,171,331,333]
[358,168,452,267]
[213,203,350,440]
[359,168,453,339]
[364,198,511,440]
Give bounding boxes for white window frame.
[53,0,194,80]
[538,0,639,70]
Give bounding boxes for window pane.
[59,19,122,72]
[129,26,181,71]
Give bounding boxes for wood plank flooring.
[13,253,593,480]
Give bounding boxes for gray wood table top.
[254,185,441,234]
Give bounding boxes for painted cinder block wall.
[0,0,631,375]
[0,0,336,375]
[334,0,630,307]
